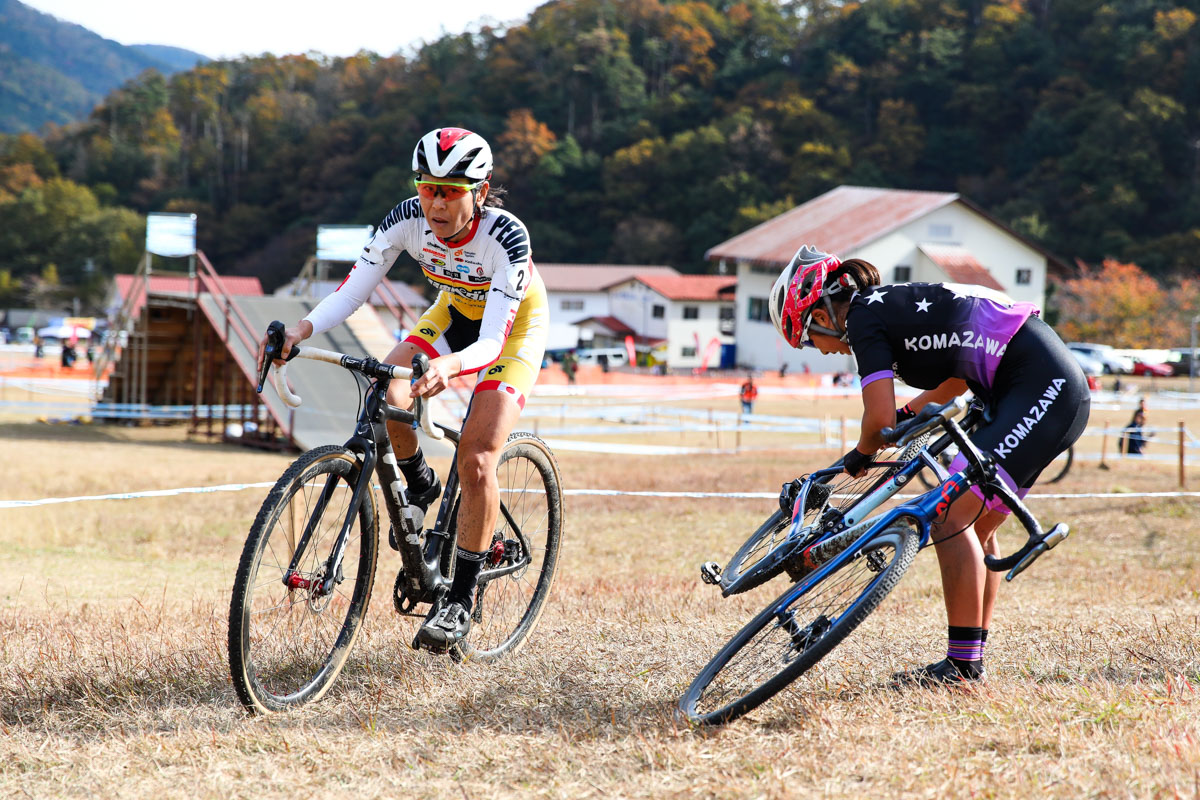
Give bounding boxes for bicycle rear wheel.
[228,445,378,713]
[720,435,927,595]
[453,433,563,663]
[1044,445,1073,484]
[680,522,919,726]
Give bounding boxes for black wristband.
[895,403,916,423]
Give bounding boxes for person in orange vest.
[739,374,758,414]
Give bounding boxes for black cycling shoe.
[388,474,441,551]
[891,657,985,688]
[413,599,472,652]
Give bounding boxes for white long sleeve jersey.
[304,198,535,372]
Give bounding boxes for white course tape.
[0,481,276,509]
[3,484,1200,509]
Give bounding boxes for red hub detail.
[286,573,312,590]
[488,539,506,566]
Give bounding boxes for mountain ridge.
[0,0,208,132]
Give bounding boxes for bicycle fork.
[283,445,378,597]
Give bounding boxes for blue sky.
[23,0,547,59]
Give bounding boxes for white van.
[575,347,628,368]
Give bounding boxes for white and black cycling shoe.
[413,599,472,652]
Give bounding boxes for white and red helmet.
[769,245,856,348]
[412,127,493,181]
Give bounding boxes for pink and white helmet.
[412,127,493,181]
[769,245,855,348]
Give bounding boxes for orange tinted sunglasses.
[414,178,482,200]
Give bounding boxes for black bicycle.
[682,398,1069,725]
[228,321,564,713]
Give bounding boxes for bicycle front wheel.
[680,522,919,726]
[721,435,927,595]
[228,445,379,713]
[453,433,563,663]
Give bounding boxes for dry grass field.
[2,387,1200,798]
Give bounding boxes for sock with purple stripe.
[947,625,985,676]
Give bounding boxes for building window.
[894,265,912,283]
[1016,268,1032,285]
[928,223,953,239]
[748,297,769,322]
[681,346,697,357]
[719,305,735,334]
[682,305,699,320]
[560,299,584,311]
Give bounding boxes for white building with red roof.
[602,273,737,368]
[537,263,680,352]
[706,185,1063,374]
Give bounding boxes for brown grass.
[2,390,1200,798]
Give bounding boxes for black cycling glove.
[842,447,874,478]
[895,403,916,424]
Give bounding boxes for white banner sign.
[317,225,373,262]
[145,212,197,257]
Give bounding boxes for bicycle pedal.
[700,561,722,586]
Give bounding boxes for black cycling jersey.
[845,282,1089,511]
[846,283,1037,400]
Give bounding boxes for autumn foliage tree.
[1055,259,1199,348]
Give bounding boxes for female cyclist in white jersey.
[259,128,549,652]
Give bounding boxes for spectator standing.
[561,349,578,384]
[739,375,758,414]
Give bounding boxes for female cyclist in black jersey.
[769,245,1090,684]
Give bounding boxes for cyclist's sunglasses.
[414,178,482,200]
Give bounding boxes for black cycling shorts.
[948,315,1090,513]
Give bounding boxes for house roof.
[919,245,1005,292]
[537,263,679,292]
[574,315,636,336]
[573,315,665,345]
[704,185,1070,277]
[607,273,737,302]
[705,186,959,268]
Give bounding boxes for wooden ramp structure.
[94,251,444,451]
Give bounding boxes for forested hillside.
[2,0,1199,309]
[0,0,206,132]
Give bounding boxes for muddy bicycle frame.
[261,327,535,613]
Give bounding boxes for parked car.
[1065,342,1135,374]
[1068,348,1104,377]
[1166,348,1198,377]
[1131,359,1172,377]
[575,347,629,368]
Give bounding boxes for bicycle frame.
[270,344,537,611]
[775,398,1068,603]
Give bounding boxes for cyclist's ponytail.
[826,259,881,309]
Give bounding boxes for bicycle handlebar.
[879,396,968,447]
[264,325,443,441]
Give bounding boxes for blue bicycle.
[680,397,1070,725]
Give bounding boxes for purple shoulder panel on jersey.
[959,300,1038,390]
